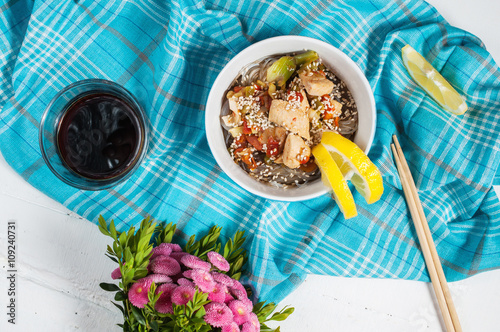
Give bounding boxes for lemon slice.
[320,132,383,204]
[312,143,357,219]
[401,44,467,115]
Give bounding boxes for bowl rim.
[205,35,376,201]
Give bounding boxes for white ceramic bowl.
[205,36,376,201]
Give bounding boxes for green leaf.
[253,301,266,313]
[105,253,119,263]
[260,323,273,332]
[109,219,118,240]
[269,313,289,321]
[100,282,121,292]
[150,320,159,332]
[119,231,127,247]
[131,306,146,326]
[194,306,206,319]
[111,301,125,315]
[98,216,111,236]
[124,246,133,263]
[114,291,127,301]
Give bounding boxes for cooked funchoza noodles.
[220,50,358,188]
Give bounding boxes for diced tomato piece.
[299,155,310,164]
[334,117,339,127]
[232,135,247,149]
[287,90,304,103]
[233,147,245,154]
[266,136,280,156]
[323,110,334,120]
[233,86,243,93]
[242,120,252,134]
[246,135,264,151]
[321,94,336,120]
[238,149,257,169]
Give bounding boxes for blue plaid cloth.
[1,0,499,303]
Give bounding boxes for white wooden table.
[1,1,499,331]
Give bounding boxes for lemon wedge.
[401,44,467,115]
[320,132,384,204]
[312,143,358,219]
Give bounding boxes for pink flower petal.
[207,251,230,272]
[111,267,121,280]
[224,292,234,304]
[211,272,234,287]
[228,300,250,325]
[180,254,212,271]
[177,278,194,286]
[150,243,173,260]
[222,322,241,332]
[183,269,194,279]
[148,256,181,276]
[204,302,234,328]
[143,274,172,284]
[208,283,228,303]
[128,278,152,308]
[171,285,196,305]
[248,312,260,332]
[231,280,246,294]
[162,243,183,252]
[155,283,176,314]
[241,322,257,332]
[192,269,216,293]
[170,251,189,263]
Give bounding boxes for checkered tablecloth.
[1,0,499,302]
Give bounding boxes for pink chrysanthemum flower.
[111,267,121,280]
[171,285,196,305]
[228,300,251,325]
[177,278,194,286]
[222,322,241,332]
[211,272,234,287]
[162,243,183,252]
[248,312,260,332]
[192,269,216,293]
[207,251,230,272]
[208,282,228,303]
[241,322,256,332]
[155,283,176,314]
[204,302,234,328]
[150,243,173,260]
[224,292,234,304]
[128,278,152,308]
[183,270,194,279]
[180,254,212,271]
[231,280,246,294]
[170,251,189,262]
[143,273,172,284]
[230,288,248,301]
[149,256,181,276]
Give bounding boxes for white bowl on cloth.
[205,36,376,201]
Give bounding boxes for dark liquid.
[57,93,142,180]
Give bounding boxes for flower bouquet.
[98,217,294,332]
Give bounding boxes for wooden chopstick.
[391,135,462,332]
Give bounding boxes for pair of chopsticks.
[391,135,462,332]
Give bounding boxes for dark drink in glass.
[57,93,142,180]
[40,79,148,190]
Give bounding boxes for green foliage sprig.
[98,216,294,332]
